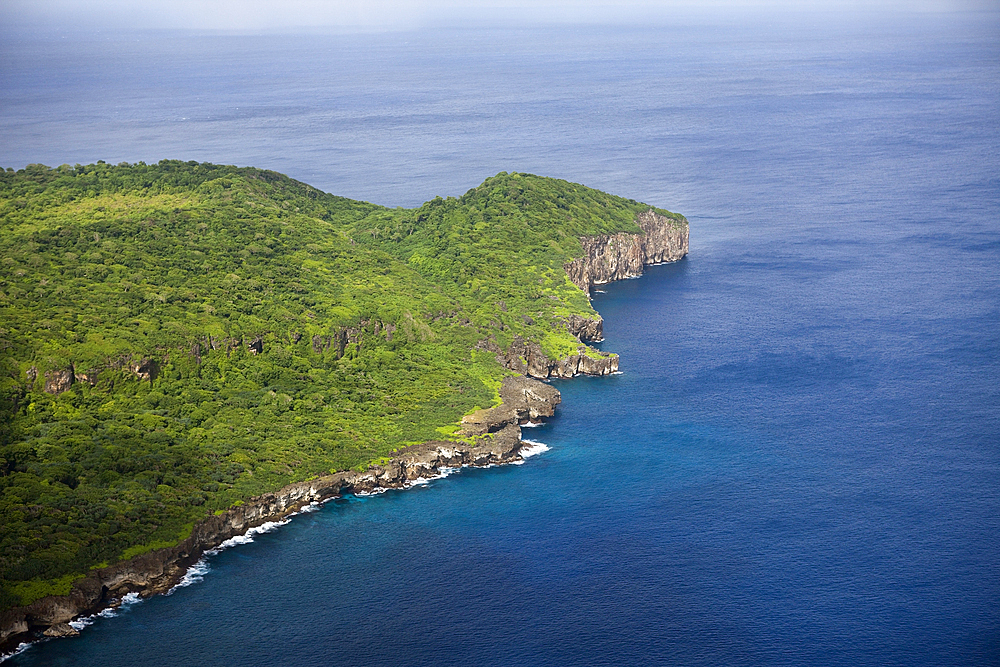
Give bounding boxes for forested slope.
[0,161,685,610]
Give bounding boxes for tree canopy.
[0,160,684,609]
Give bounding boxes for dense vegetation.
[0,161,684,610]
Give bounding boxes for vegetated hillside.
[0,161,684,610]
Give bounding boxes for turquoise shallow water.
[2,12,999,666]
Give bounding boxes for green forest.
[0,161,686,610]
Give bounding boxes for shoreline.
[1,211,688,658]
[1,452,490,662]
[0,375,561,658]
[0,429,538,659]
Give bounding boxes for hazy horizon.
[3,0,995,34]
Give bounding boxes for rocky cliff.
[1,208,688,653]
[564,208,688,295]
[474,334,619,380]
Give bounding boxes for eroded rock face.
[498,336,618,380]
[2,619,27,641]
[564,232,644,293]
[247,337,263,355]
[74,371,97,386]
[565,314,604,342]
[577,352,618,376]
[636,209,689,265]
[43,368,74,395]
[564,208,688,295]
[42,623,78,638]
[500,374,561,420]
[460,375,561,436]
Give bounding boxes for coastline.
[0,417,539,658]
[0,211,688,658]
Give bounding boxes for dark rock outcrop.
[42,623,78,638]
[564,208,688,295]
[247,337,263,355]
[74,371,97,386]
[131,358,159,383]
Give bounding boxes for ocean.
[2,11,999,666]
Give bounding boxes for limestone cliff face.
[460,375,562,436]
[505,337,619,379]
[564,209,688,295]
[476,336,619,381]
[565,314,604,343]
[43,368,75,395]
[478,209,688,382]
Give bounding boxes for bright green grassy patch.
[7,573,85,607]
[120,539,180,560]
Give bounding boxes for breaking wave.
[511,440,551,464]
[65,592,143,633]
[168,519,292,595]
[520,440,551,457]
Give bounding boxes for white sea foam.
[168,558,210,593]
[65,590,144,634]
[520,440,551,458]
[67,617,94,631]
[406,466,460,488]
[520,420,543,428]
[212,519,291,552]
[293,496,336,514]
[0,641,33,663]
[408,473,444,486]
[120,592,141,606]
[167,519,290,594]
[358,466,459,494]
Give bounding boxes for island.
[0,161,687,650]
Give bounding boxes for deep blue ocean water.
[2,12,999,666]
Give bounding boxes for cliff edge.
[564,209,688,295]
